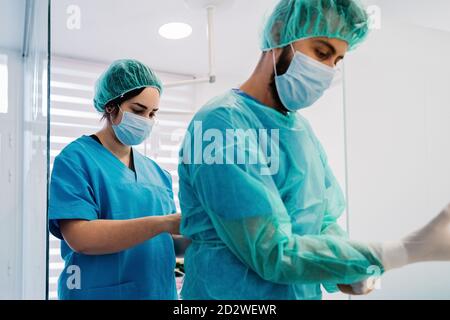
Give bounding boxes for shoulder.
[191,91,256,130]
[53,136,95,169]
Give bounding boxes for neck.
[239,53,288,115]
[96,124,131,159]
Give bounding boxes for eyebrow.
[314,40,336,53]
[132,103,149,110]
[132,103,159,113]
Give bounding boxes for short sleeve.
[48,155,99,239]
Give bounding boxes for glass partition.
[344,1,450,299]
[0,0,50,299]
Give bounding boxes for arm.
[188,161,384,286]
[319,162,352,292]
[60,213,180,255]
[211,206,382,285]
[49,154,181,255]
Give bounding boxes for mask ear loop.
[273,44,297,77]
[272,49,278,77]
[289,43,296,55]
[113,104,124,126]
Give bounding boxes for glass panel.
[0,54,8,114]
[344,2,450,299]
[22,0,50,299]
[0,0,50,299]
[0,0,25,299]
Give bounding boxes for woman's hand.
[60,213,182,255]
[163,213,181,235]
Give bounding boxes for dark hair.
[101,87,146,123]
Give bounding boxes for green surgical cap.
[93,59,163,113]
[261,0,370,51]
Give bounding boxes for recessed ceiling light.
[158,22,193,40]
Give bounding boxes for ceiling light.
[158,22,192,40]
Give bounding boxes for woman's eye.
[316,50,329,60]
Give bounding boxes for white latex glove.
[337,277,379,295]
[372,203,450,271]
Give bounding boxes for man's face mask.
[273,44,336,112]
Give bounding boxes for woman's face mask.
[112,106,155,146]
[273,44,336,112]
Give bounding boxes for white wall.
[344,21,450,299]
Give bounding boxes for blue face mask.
[112,107,154,146]
[273,44,336,112]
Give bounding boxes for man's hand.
[338,278,378,295]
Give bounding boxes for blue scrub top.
[49,135,177,300]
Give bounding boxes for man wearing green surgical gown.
[178,0,382,300]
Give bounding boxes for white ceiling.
[51,0,278,77]
[1,0,450,77]
[50,0,450,77]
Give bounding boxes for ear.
[105,105,114,113]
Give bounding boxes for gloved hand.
[338,278,378,295]
[372,203,450,271]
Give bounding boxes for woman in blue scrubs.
[49,59,181,300]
